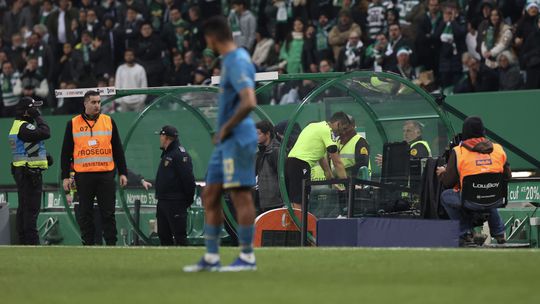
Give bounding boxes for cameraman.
[8,97,51,245]
[436,116,511,245]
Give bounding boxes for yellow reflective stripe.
[73,131,113,138]
[73,157,114,164]
[410,140,432,156]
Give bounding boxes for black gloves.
[27,107,41,118]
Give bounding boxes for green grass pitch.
[1,247,539,304]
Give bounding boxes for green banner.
[508,181,540,204]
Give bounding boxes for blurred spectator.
[46,0,79,54]
[522,16,540,89]
[75,31,95,79]
[279,18,305,74]
[201,48,217,70]
[187,5,205,54]
[55,80,82,114]
[454,57,498,93]
[193,67,210,85]
[229,0,257,51]
[390,48,417,80]
[114,49,147,111]
[8,33,26,72]
[161,7,185,51]
[26,31,54,80]
[198,0,222,20]
[89,34,114,78]
[497,51,524,91]
[252,28,277,71]
[163,52,193,86]
[135,22,164,87]
[479,8,512,70]
[99,15,122,66]
[328,9,362,61]
[383,23,413,71]
[58,43,84,84]
[473,0,494,30]
[22,0,41,29]
[0,61,21,117]
[465,22,481,60]
[119,6,143,51]
[364,32,388,71]
[416,0,441,73]
[515,2,539,67]
[336,31,364,72]
[39,0,55,25]
[84,9,101,36]
[435,3,466,88]
[102,0,125,25]
[319,59,334,73]
[385,8,399,30]
[148,0,165,31]
[302,24,318,73]
[366,0,386,41]
[2,0,25,43]
[14,57,49,101]
[314,12,333,62]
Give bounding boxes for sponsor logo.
[472,182,500,189]
[476,159,492,166]
[410,148,418,156]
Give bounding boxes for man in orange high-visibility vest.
[437,116,511,246]
[60,90,128,246]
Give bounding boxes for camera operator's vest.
[8,120,48,169]
[453,143,506,191]
[72,114,115,172]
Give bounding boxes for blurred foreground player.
[184,16,258,272]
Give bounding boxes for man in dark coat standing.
[155,125,196,246]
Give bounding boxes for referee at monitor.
[60,90,128,246]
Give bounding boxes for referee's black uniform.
[155,126,195,246]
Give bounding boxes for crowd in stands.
[1,0,539,116]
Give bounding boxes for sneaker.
[183,257,221,272]
[220,256,257,272]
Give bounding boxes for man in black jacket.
[155,125,195,246]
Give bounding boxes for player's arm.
[218,87,257,141]
[319,157,333,180]
[329,151,346,179]
[321,126,346,179]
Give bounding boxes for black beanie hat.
[462,116,485,139]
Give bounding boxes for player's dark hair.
[256,120,274,138]
[329,111,352,126]
[84,90,100,102]
[203,16,233,42]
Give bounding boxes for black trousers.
[12,166,42,245]
[156,200,188,246]
[75,171,117,245]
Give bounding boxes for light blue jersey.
[207,48,257,188]
[217,48,257,145]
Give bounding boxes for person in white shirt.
[114,49,147,112]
